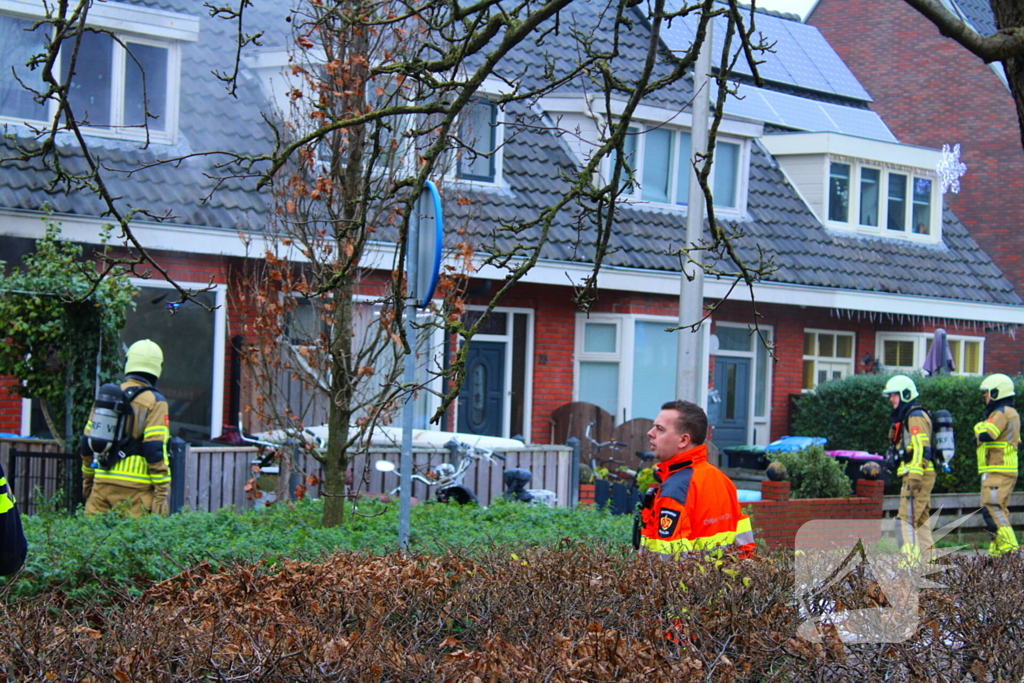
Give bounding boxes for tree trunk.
[992,0,1024,151]
[322,280,356,527]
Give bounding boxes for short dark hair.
[661,400,708,445]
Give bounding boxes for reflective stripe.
[641,536,695,557]
[975,422,1001,438]
[145,426,169,439]
[0,477,13,514]
[92,454,170,488]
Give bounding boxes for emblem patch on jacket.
[658,508,680,538]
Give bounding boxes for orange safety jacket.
[639,444,755,559]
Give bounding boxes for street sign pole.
[398,180,443,549]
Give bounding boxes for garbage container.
[764,435,828,453]
[826,450,887,486]
[722,445,768,470]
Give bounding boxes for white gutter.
[4,209,1021,324]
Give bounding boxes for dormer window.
[454,98,503,185]
[827,160,936,236]
[763,133,943,242]
[0,2,198,143]
[621,124,746,212]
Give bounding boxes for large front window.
[877,332,983,374]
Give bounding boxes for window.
[622,124,746,211]
[826,159,938,238]
[456,99,502,183]
[575,315,678,422]
[0,5,193,143]
[802,330,855,390]
[877,332,983,375]
[828,162,850,222]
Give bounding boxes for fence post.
[567,437,580,508]
[168,437,187,513]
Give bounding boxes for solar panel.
[727,85,896,142]
[659,0,872,102]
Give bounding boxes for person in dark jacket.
[0,460,27,575]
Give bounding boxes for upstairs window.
[621,125,746,212]
[456,98,502,184]
[828,160,938,237]
[0,4,196,143]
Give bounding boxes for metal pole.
[398,203,420,549]
[677,18,713,404]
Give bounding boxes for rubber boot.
[993,526,1020,556]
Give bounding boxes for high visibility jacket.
[81,376,171,493]
[974,404,1020,476]
[888,406,933,481]
[0,461,27,575]
[639,444,755,558]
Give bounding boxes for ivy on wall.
[0,219,135,448]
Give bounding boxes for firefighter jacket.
[0,460,27,575]
[81,375,172,497]
[888,402,933,483]
[973,398,1020,477]
[639,444,756,559]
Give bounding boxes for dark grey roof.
[0,0,1019,309]
[0,1,279,231]
[452,106,1020,307]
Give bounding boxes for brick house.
[808,0,1024,375]
[1,1,1021,453]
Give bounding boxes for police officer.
[637,400,755,559]
[974,373,1020,556]
[81,339,172,517]
[882,375,935,557]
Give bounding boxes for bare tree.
[2,0,777,526]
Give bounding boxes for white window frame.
[21,278,227,438]
[0,1,194,144]
[876,332,984,376]
[825,157,941,242]
[460,305,535,441]
[802,328,856,392]
[446,96,506,188]
[616,122,750,217]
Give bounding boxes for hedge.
[791,373,1024,494]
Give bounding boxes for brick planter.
[747,478,885,549]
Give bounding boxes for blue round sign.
[409,179,443,308]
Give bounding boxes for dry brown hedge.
[1,544,1022,682]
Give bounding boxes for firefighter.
[81,339,172,517]
[974,373,1020,556]
[882,375,935,558]
[637,400,755,559]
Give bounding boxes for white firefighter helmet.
[882,375,918,402]
[980,373,1015,400]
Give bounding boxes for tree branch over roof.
[903,0,1024,63]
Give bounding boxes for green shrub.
[11,499,634,602]
[767,445,852,499]
[791,373,1024,494]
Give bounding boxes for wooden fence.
[1,438,575,514]
[881,491,1024,542]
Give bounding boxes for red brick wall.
[809,0,1024,374]
[748,478,885,549]
[0,379,21,435]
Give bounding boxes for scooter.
[374,440,497,504]
[374,440,558,506]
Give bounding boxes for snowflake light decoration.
[937,143,967,194]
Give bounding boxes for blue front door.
[457,341,505,437]
[713,356,751,448]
